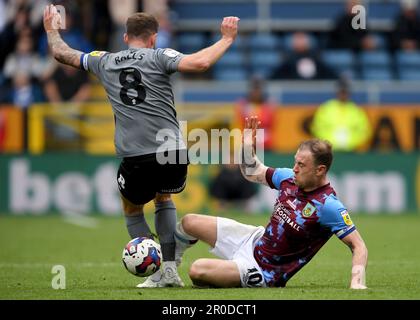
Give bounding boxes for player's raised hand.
[43,4,62,32]
[220,16,240,41]
[243,116,261,156]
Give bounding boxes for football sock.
[175,221,198,242]
[154,200,177,261]
[125,213,153,239]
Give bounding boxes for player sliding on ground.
[175,116,368,289]
[43,4,240,287]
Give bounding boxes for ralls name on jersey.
[273,201,300,231]
[115,52,145,65]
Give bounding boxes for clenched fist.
[220,16,240,41]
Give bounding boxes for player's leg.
[154,158,189,264]
[188,258,241,288]
[154,193,177,263]
[179,215,266,288]
[138,192,183,288]
[117,160,155,239]
[178,213,217,247]
[121,196,153,239]
[152,192,185,287]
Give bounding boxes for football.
[122,237,162,277]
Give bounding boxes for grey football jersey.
[81,48,186,157]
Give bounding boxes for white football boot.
[161,261,184,287]
[136,269,164,288]
[136,261,184,288]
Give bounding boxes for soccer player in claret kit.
[175,116,369,289]
[43,4,240,287]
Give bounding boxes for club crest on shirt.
[302,203,316,217]
[340,210,353,226]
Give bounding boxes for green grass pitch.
[1,212,419,300]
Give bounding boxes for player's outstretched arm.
[341,229,369,289]
[43,4,83,69]
[177,16,240,73]
[240,116,269,186]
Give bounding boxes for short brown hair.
[126,13,159,41]
[298,139,333,171]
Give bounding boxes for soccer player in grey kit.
[43,4,240,287]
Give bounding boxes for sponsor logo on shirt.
[163,48,181,58]
[302,202,316,217]
[89,51,107,57]
[340,210,353,226]
[286,199,297,210]
[273,201,300,231]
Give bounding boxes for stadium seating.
[248,33,281,52]
[321,50,355,78]
[359,51,392,68]
[211,33,246,52]
[172,0,400,31]
[398,70,420,81]
[396,50,420,68]
[361,68,393,81]
[249,51,282,78]
[177,32,208,53]
[359,51,393,80]
[213,68,248,81]
[213,51,248,81]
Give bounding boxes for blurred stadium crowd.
[2,0,420,106]
[0,0,420,154]
[0,0,418,215]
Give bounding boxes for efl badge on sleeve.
[341,210,353,226]
[89,51,107,57]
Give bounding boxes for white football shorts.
[209,217,266,288]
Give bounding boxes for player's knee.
[181,213,200,235]
[188,259,208,281]
[122,201,144,216]
[154,193,172,203]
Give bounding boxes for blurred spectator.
[155,12,173,48]
[235,76,275,150]
[38,5,93,57]
[328,0,374,51]
[43,64,91,103]
[311,78,371,152]
[209,162,258,213]
[86,0,113,50]
[270,32,337,80]
[0,0,6,33]
[3,33,47,108]
[43,62,91,147]
[2,29,50,151]
[392,0,420,51]
[108,0,139,52]
[143,0,172,48]
[0,0,48,68]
